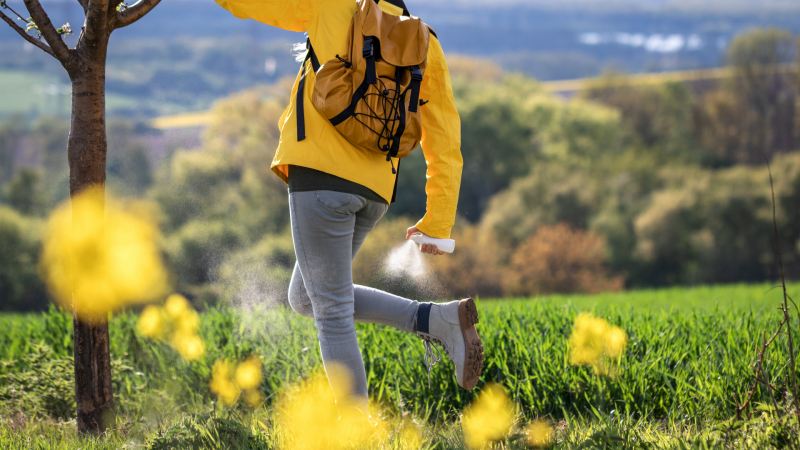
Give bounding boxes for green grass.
[2,282,799,448]
[497,282,799,312]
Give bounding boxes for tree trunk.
[67,49,113,434]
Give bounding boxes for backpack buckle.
[363,37,374,59]
[410,67,423,81]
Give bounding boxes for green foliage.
[453,75,541,221]
[0,114,25,184]
[5,168,47,217]
[147,413,271,449]
[0,206,46,312]
[107,119,154,196]
[164,220,247,305]
[695,27,797,166]
[584,78,704,166]
[0,345,74,420]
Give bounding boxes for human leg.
[289,190,368,407]
[288,198,419,332]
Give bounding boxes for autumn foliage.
[505,223,623,296]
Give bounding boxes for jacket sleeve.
[213,0,324,32]
[414,36,463,240]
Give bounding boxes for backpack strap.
[407,66,422,113]
[297,38,321,142]
[389,66,407,162]
[363,37,377,85]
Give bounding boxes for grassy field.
[1,282,799,449]
[0,69,147,118]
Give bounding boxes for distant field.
[0,69,139,117]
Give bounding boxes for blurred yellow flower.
[235,357,262,390]
[461,382,515,449]
[165,294,191,320]
[568,312,628,375]
[210,360,240,406]
[136,294,206,362]
[137,305,166,340]
[276,364,386,450]
[605,326,628,359]
[397,419,423,450]
[171,331,206,361]
[243,388,264,407]
[524,420,554,448]
[40,186,169,322]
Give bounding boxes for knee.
[288,283,314,318]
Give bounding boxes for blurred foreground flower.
[40,187,168,322]
[136,294,207,361]
[276,364,387,450]
[524,420,554,448]
[569,312,628,376]
[209,356,264,407]
[397,418,423,450]
[462,382,515,449]
[210,360,240,406]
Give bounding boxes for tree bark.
[67,45,113,434]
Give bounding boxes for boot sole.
[458,297,484,390]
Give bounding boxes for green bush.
[0,206,46,312]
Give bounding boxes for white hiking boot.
[416,298,484,390]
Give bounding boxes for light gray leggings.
[288,190,421,409]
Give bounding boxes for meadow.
[1,282,799,449]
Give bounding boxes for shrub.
[427,221,504,299]
[216,230,296,308]
[0,206,46,311]
[505,223,623,296]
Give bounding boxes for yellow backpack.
[296,0,433,174]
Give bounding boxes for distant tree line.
[0,27,798,310]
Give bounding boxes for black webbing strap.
[363,37,377,85]
[408,66,422,113]
[389,67,407,159]
[296,38,321,142]
[416,302,432,333]
[330,76,371,127]
[391,159,400,203]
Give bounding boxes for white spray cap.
[410,234,455,253]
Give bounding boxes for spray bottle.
[410,234,455,253]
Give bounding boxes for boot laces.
[422,337,444,388]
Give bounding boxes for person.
[214,0,483,415]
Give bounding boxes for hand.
[405,226,445,256]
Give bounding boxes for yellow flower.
[276,364,387,450]
[568,312,628,375]
[137,305,166,340]
[39,187,169,322]
[397,419,423,450]
[604,326,628,359]
[524,420,554,447]
[243,388,264,407]
[235,357,262,390]
[461,383,515,449]
[165,294,191,321]
[210,360,240,406]
[171,331,206,361]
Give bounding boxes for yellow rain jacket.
[214,0,463,239]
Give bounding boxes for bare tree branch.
[77,0,88,14]
[114,0,159,29]
[21,0,71,62]
[82,0,109,45]
[0,8,55,58]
